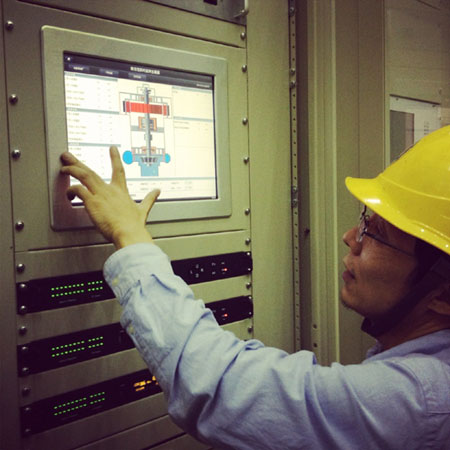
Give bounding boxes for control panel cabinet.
[1,0,293,449]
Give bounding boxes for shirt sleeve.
[103,243,431,450]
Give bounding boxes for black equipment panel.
[17,323,133,376]
[20,369,161,436]
[17,252,252,314]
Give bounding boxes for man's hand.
[60,146,160,249]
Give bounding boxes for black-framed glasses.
[357,206,416,257]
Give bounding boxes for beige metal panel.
[15,231,249,282]
[27,401,175,450]
[221,317,253,340]
[246,0,294,353]
[75,415,182,450]
[0,4,22,449]
[296,0,340,364]
[18,0,244,47]
[17,276,250,344]
[386,0,450,104]
[336,0,384,364]
[20,349,147,404]
[3,1,249,252]
[297,0,383,365]
[150,433,210,450]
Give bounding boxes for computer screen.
[42,26,230,230]
[64,53,217,204]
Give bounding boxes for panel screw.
[20,345,29,355]
[242,117,248,125]
[245,238,251,245]
[240,31,246,40]
[243,156,250,164]
[22,386,31,396]
[15,221,25,231]
[9,94,18,104]
[241,64,248,73]
[16,263,25,273]
[18,325,28,335]
[5,21,14,31]
[19,305,28,315]
[11,149,21,159]
[244,208,251,215]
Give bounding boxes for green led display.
[52,392,106,416]
[51,341,85,358]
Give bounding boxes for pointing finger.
[109,146,128,191]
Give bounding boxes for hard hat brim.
[345,175,450,255]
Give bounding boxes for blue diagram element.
[134,153,171,177]
[122,150,133,165]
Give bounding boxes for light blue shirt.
[104,243,450,450]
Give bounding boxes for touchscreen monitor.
[64,53,218,203]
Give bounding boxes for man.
[60,125,450,449]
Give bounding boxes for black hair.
[414,238,448,283]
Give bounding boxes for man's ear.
[427,283,450,316]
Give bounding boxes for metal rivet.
[15,221,25,231]
[21,367,30,376]
[20,345,29,355]
[246,282,252,289]
[290,67,296,75]
[247,326,253,333]
[246,252,251,257]
[240,31,246,40]
[19,305,28,315]
[16,263,25,273]
[245,238,251,245]
[5,21,14,31]
[241,64,248,73]
[9,94,18,105]
[242,117,248,125]
[22,386,31,397]
[290,80,296,89]
[18,282,27,291]
[19,325,28,335]
[244,208,250,215]
[11,149,21,159]
[289,6,295,16]
[243,156,250,164]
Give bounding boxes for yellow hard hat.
[345,125,450,255]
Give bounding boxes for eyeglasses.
[357,206,416,257]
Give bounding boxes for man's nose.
[342,226,362,254]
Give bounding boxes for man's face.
[341,212,419,318]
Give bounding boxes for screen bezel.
[42,26,231,230]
